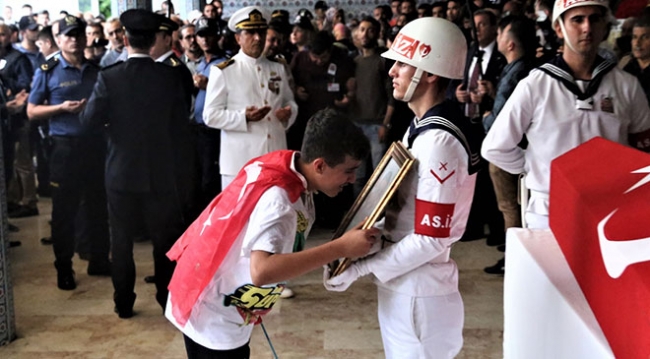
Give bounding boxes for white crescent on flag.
[598,165,650,279]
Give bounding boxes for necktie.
[466,50,484,119]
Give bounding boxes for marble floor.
[0,199,504,358]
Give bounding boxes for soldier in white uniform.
[203,6,298,190]
[325,18,485,358]
[481,0,650,229]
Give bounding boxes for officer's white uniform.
[482,65,650,228]
[202,6,298,185]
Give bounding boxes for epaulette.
[216,58,235,70]
[164,55,182,67]
[40,57,59,72]
[268,56,287,65]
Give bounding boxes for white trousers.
[377,287,464,359]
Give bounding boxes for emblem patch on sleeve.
[415,199,455,238]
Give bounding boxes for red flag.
[550,138,650,358]
[167,150,305,326]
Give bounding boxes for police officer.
[27,15,111,291]
[193,17,227,207]
[80,9,196,319]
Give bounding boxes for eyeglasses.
[183,34,196,40]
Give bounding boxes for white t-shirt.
[165,162,314,350]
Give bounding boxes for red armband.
[414,199,455,238]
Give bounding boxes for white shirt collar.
[290,152,310,194]
[236,50,264,64]
[155,50,175,63]
[46,51,60,61]
[478,40,496,62]
[128,53,151,59]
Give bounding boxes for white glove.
[323,260,371,292]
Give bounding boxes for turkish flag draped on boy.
[167,150,305,326]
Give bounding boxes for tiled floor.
[0,199,504,358]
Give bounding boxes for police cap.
[120,9,159,34]
[156,13,180,34]
[55,15,85,36]
[195,17,220,36]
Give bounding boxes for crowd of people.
[1,0,649,357]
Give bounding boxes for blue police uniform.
[194,54,227,207]
[29,55,110,290]
[14,44,44,75]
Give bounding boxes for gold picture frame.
[328,141,415,277]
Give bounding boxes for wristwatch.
[382,123,392,130]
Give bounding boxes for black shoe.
[57,270,77,290]
[40,237,53,245]
[8,223,19,232]
[8,206,39,218]
[7,202,20,212]
[484,258,505,275]
[9,240,21,247]
[87,259,111,276]
[114,306,134,319]
[114,293,136,319]
[144,275,156,284]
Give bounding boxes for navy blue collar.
[538,55,616,100]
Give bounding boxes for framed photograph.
[328,141,415,277]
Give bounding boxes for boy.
[165,108,380,358]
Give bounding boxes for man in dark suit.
[80,9,196,319]
[453,9,506,119]
[452,9,507,246]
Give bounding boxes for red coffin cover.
[550,137,650,359]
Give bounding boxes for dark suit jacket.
[162,53,196,101]
[449,41,506,114]
[80,57,196,197]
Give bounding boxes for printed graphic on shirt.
[415,199,455,238]
[293,210,308,252]
[429,159,457,185]
[224,284,285,325]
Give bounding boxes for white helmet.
[382,17,467,101]
[551,0,611,53]
[551,0,610,26]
